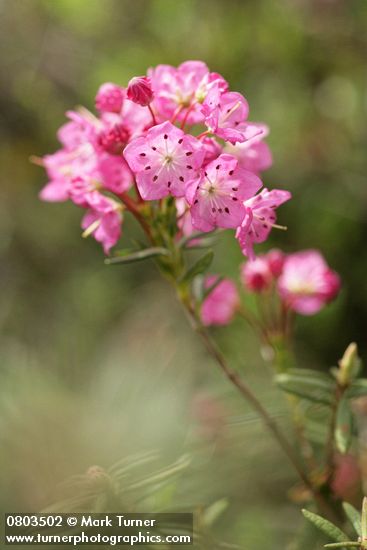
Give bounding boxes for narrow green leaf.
[324,543,360,548]
[342,502,361,537]
[335,397,354,454]
[105,247,170,265]
[179,251,214,284]
[346,379,367,400]
[276,370,335,405]
[302,509,349,542]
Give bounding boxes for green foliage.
[275,369,336,405]
[179,251,214,284]
[342,502,361,537]
[335,397,354,454]
[301,509,349,543]
[105,247,170,265]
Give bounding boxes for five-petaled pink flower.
[187,154,262,232]
[202,88,249,144]
[201,276,239,326]
[277,250,341,315]
[123,121,205,200]
[236,188,291,259]
[149,61,228,125]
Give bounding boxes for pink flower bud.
[266,249,285,277]
[241,257,273,292]
[127,76,154,106]
[95,83,124,113]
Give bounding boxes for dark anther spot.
[179,176,184,182]
[152,146,157,151]
[227,108,231,113]
[178,138,183,144]
[232,187,238,191]
[153,175,158,181]
[232,197,238,201]
[139,153,146,157]
[212,207,216,213]
[186,151,192,156]
[263,224,268,228]
[229,170,234,176]
[186,165,192,169]
[204,172,208,176]
[216,164,221,170]
[164,134,168,139]
[167,181,172,187]
[225,207,229,214]
[194,199,199,204]
[145,165,151,170]
[218,208,223,213]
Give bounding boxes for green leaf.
[324,543,360,548]
[346,379,367,400]
[179,250,214,284]
[105,247,170,265]
[335,397,354,454]
[342,502,361,537]
[276,369,336,405]
[302,509,349,542]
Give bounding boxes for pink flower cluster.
[242,249,341,315]
[201,249,340,326]
[39,61,290,256]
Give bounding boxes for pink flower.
[123,121,205,200]
[241,257,273,292]
[202,88,249,144]
[277,250,341,315]
[95,83,124,114]
[225,123,272,173]
[187,154,262,232]
[81,193,122,254]
[97,121,131,155]
[127,76,154,106]
[39,145,97,202]
[96,153,132,195]
[201,276,239,326]
[236,188,291,259]
[149,61,227,125]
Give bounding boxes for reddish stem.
[148,105,157,125]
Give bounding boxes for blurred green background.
[1,0,367,547]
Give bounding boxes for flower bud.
[127,76,154,106]
[241,257,273,292]
[266,249,285,277]
[95,83,124,113]
[337,342,361,387]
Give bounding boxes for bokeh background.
[1,0,367,547]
